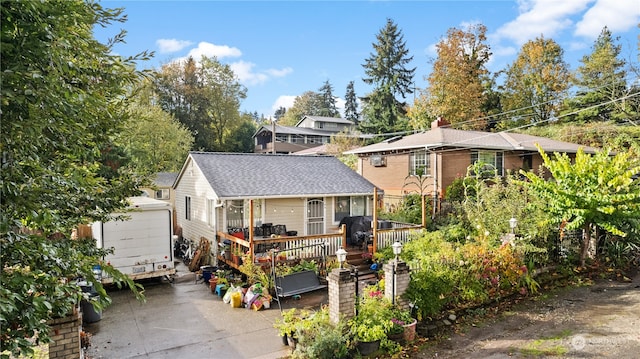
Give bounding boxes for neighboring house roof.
[154,172,178,187]
[177,152,378,199]
[345,128,599,155]
[295,115,355,127]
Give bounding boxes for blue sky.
[95,0,639,118]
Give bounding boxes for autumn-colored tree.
[344,81,359,123]
[501,36,571,127]
[563,27,630,123]
[361,18,415,134]
[413,24,491,130]
[520,145,640,266]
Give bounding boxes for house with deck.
[172,152,418,269]
[346,119,599,211]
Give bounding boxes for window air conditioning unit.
[370,155,386,167]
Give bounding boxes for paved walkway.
[84,264,318,359]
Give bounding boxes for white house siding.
[174,158,219,263]
[264,198,306,235]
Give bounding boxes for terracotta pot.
[209,277,218,291]
[402,318,417,342]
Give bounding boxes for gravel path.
[413,269,640,359]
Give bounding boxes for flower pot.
[287,335,298,350]
[388,331,404,342]
[402,318,418,342]
[357,339,380,356]
[281,333,289,346]
[209,277,218,291]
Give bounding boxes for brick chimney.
[431,116,449,129]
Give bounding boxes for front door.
[306,198,324,235]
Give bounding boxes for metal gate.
[306,198,324,235]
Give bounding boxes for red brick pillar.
[48,309,82,359]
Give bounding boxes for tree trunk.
[580,223,592,267]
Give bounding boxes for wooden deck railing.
[216,221,423,269]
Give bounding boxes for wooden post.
[421,194,426,228]
[372,187,378,254]
[249,199,254,262]
[340,224,347,249]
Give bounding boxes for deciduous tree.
[501,36,570,126]
[414,24,491,130]
[1,1,145,355]
[519,145,640,266]
[279,91,323,126]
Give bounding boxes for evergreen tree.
[344,81,359,123]
[279,91,323,126]
[274,106,287,120]
[563,27,629,123]
[318,80,339,117]
[361,18,415,134]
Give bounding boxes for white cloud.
[273,95,297,110]
[494,0,592,45]
[575,0,640,39]
[230,61,293,86]
[186,41,242,60]
[156,38,193,53]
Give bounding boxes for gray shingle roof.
[188,152,377,198]
[345,128,599,154]
[154,172,178,187]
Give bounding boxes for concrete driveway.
[84,263,325,359]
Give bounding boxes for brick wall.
[48,310,82,359]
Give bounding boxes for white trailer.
[92,196,176,283]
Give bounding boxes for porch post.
[249,199,254,262]
[372,187,378,254]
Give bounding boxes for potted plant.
[273,308,310,348]
[351,322,386,355]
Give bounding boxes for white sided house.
[173,152,379,264]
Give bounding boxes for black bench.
[275,270,327,298]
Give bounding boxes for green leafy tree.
[519,145,640,266]
[1,1,145,356]
[344,81,359,123]
[563,27,631,123]
[361,18,415,134]
[318,80,339,117]
[154,55,247,151]
[279,91,323,126]
[413,24,491,130]
[501,36,571,126]
[120,82,194,175]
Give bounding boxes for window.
[155,189,169,200]
[185,196,191,220]
[206,199,216,227]
[334,196,350,222]
[410,150,430,176]
[471,151,504,176]
[226,200,244,228]
[334,196,368,222]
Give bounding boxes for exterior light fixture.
[509,217,518,234]
[336,247,347,269]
